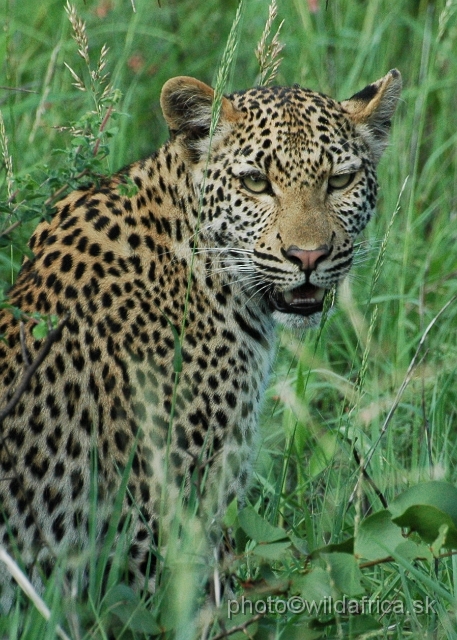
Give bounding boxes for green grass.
[2,0,457,638]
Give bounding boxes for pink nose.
[285,245,331,271]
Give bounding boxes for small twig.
[212,613,263,640]
[0,219,21,238]
[92,104,113,157]
[419,277,434,469]
[352,447,388,509]
[0,315,68,424]
[0,86,38,94]
[6,189,19,205]
[44,169,89,207]
[19,322,31,367]
[0,546,72,640]
[359,555,395,569]
[424,269,457,293]
[359,549,457,570]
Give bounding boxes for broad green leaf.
[320,552,364,596]
[238,506,287,543]
[292,567,332,604]
[258,565,289,590]
[289,532,309,555]
[339,614,383,636]
[311,537,354,558]
[252,541,291,560]
[225,612,259,640]
[32,320,49,339]
[390,481,457,527]
[104,583,137,606]
[389,481,457,549]
[355,510,405,561]
[392,505,457,549]
[112,604,161,634]
[396,539,433,562]
[223,497,238,528]
[258,618,323,639]
[103,584,161,634]
[432,524,450,556]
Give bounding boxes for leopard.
[0,70,401,609]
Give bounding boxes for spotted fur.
[0,71,401,606]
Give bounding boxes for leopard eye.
[328,172,356,191]
[241,174,270,194]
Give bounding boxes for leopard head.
[160,70,402,328]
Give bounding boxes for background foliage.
[2,0,457,638]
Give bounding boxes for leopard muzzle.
[268,282,327,316]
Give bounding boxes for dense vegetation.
[1,0,457,637]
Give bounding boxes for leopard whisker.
[193,247,255,256]
[242,279,272,306]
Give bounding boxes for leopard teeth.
[283,288,325,304]
[294,298,317,304]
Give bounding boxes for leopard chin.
[272,308,325,330]
[266,282,326,329]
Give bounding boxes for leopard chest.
[118,276,277,504]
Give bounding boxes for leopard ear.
[341,69,402,162]
[160,76,238,142]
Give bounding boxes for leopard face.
[0,70,401,607]
[163,73,401,329]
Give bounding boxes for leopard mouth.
[269,283,327,316]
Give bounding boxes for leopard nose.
[284,245,331,271]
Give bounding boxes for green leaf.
[238,506,287,543]
[432,524,450,556]
[10,306,23,320]
[32,320,49,340]
[355,510,405,561]
[289,533,309,555]
[339,614,383,636]
[252,541,291,560]
[258,565,289,589]
[258,618,323,640]
[114,604,161,634]
[320,552,364,597]
[292,567,332,603]
[311,537,354,558]
[104,583,137,606]
[392,505,457,549]
[104,584,161,634]
[390,481,457,549]
[225,612,259,640]
[395,539,433,562]
[390,481,457,525]
[157,309,182,373]
[223,497,238,528]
